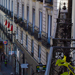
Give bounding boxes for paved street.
[1,61,14,75]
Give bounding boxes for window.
[27,6,29,28]
[26,35,28,50]
[21,31,23,44]
[17,3,19,18]
[16,27,18,39]
[32,9,35,32]
[39,11,42,34]
[11,1,13,12]
[17,27,18,35]
[31,40,34,57]
[38,45,41,58]
[46,52,48,63]
[4,0,5,7]
[47,15,52,44]
[9,0,10,10]
[22,4,24,20]
[6,0,7,8]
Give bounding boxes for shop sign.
[36,65,46,72]
[21,64,28,68]
[9,51,15,55]
[3,40,8,45]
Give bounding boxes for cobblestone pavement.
[1,62,14,75]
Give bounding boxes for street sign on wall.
[21,64,28,68]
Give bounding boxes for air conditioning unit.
[16,35,18,40]
[21,40,23,44]
[38,58,41,63]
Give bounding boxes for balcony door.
[6,0,7,8]
[9,0,10,10]
[32,9,35,32]
[38,45,41,59]
[26,35,28,50]
[39,11,42,37]
[17,3,19,18]
[27,6,29,28]
[22,4,24,20]
[11,1,13,12]
[48,15,52,44]
[21,31,23,44]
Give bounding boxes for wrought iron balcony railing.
[37,0,43,2]
[34,26,41,40]
[5,9,8,14]
[28,23,34,35]
[14,15,18,24]
[7,34,13,43]
[10,11,13,18]
[42,31,50,48]
[7,10,11,16]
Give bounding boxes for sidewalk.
[1,61,14,75]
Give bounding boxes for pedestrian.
[4,59,7,67]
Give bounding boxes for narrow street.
[1,61,14,75]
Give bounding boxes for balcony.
[5,9,8,14]
[19,21,25,28]
[37,0,43,2]
[10,12,13,18]
[28,23,34,35]
[7,34,13,43]
[14,17,23,24]
[14,15,18,24]
[2,7,5,12]
[31,52,34,57]
[34,26,41,40]
[45,0,53,4]
[42,32,50,48]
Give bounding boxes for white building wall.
[29,0,32,23]
[14,0,17,15]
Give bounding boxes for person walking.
[4,59,7,67]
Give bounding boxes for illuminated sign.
[3,40,8,45]
[0,46,2,48]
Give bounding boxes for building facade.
[0,0,70,75]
